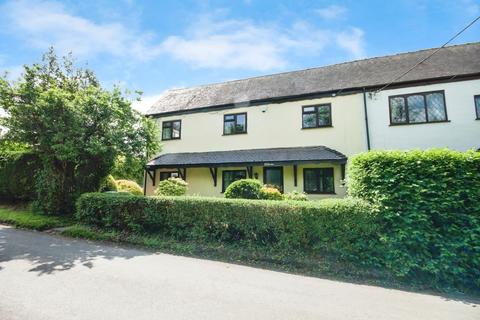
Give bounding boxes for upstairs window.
[302,104,332,128]
[162,120,181,140]
[475,95,480,120]
[389,91,447,125]
[223,113,247,135]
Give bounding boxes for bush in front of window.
[348,149,480,292]
[284,190,308,201]
[259,186,284,201]
[116,179,144,196]
[224,179,262,199]
[155,177,188,196]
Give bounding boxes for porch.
[145,146,347,198]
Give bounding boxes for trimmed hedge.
[348,149,480,291]
[0,151,40,202]
[76,193,378,261]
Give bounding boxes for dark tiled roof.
[147,146,347,168]
[147,42,480,115]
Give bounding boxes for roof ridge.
[160,42,480,93]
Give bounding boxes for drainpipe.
[363,88,371,151]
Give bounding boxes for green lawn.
[0,205,73,230]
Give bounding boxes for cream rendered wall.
[147,94,363,198]
[155,94,367,158]
[367,79,480,151]
[145,163,346,199]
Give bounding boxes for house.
[144,42,480,198]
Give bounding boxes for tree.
[110,155,146,185]
[0,48,159,214]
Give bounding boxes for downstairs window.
[303,168,334,194]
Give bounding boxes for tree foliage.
[0,48,159,214]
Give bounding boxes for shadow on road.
[0,225,148,275]
[0,224,478,307]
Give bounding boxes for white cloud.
[1,1,366,72]
[131,93,165,114]
[316,5,347,20]
[160,19,288,70]
[159,15,365,70]
[1,0,159,60]
[463,0,480,15]
[335,28,365,59]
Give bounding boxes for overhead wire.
[373,15,480,94]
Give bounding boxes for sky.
[0,0,479,113]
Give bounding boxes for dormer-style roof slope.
[147,42,480,116]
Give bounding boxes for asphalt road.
[0,224,478,320]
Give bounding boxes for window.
[162,120,181,140]
[475,95,480,120]
[303,168,334,194]
[222,170,247,192]
[223,113,247,135]
[160,171,179,181]
[263,167,283,192]
[302,104,332,128]
[389,91,447,125]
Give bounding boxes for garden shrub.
[224,179,262,199]
[155,177,188,196]
[76,193,378,260]
[0,151,40,202]
[284,190,308,201]
[348,149,480,291]
[116,179,143,196]
[99,175,118,192]
[259,186,284,200]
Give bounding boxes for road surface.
[0,224,478,320]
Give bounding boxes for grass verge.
[0,204,73,230]
[61,224,398,288]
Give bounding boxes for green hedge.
[348,149,480,291]
[76,193,378,261]
[0,151,40,202]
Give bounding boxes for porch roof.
[146,146,347,168]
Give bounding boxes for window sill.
[222,132,248,136]
[304,192,336,195]
[161,138,181,141]
[389,120,450,127]
[301,125,333,130]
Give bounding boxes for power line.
[374,15,480,94]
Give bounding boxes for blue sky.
[0,0,479,112]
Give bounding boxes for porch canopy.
[145,146,347,186]
[147,146,346,168]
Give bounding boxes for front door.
[263,167,284,192]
